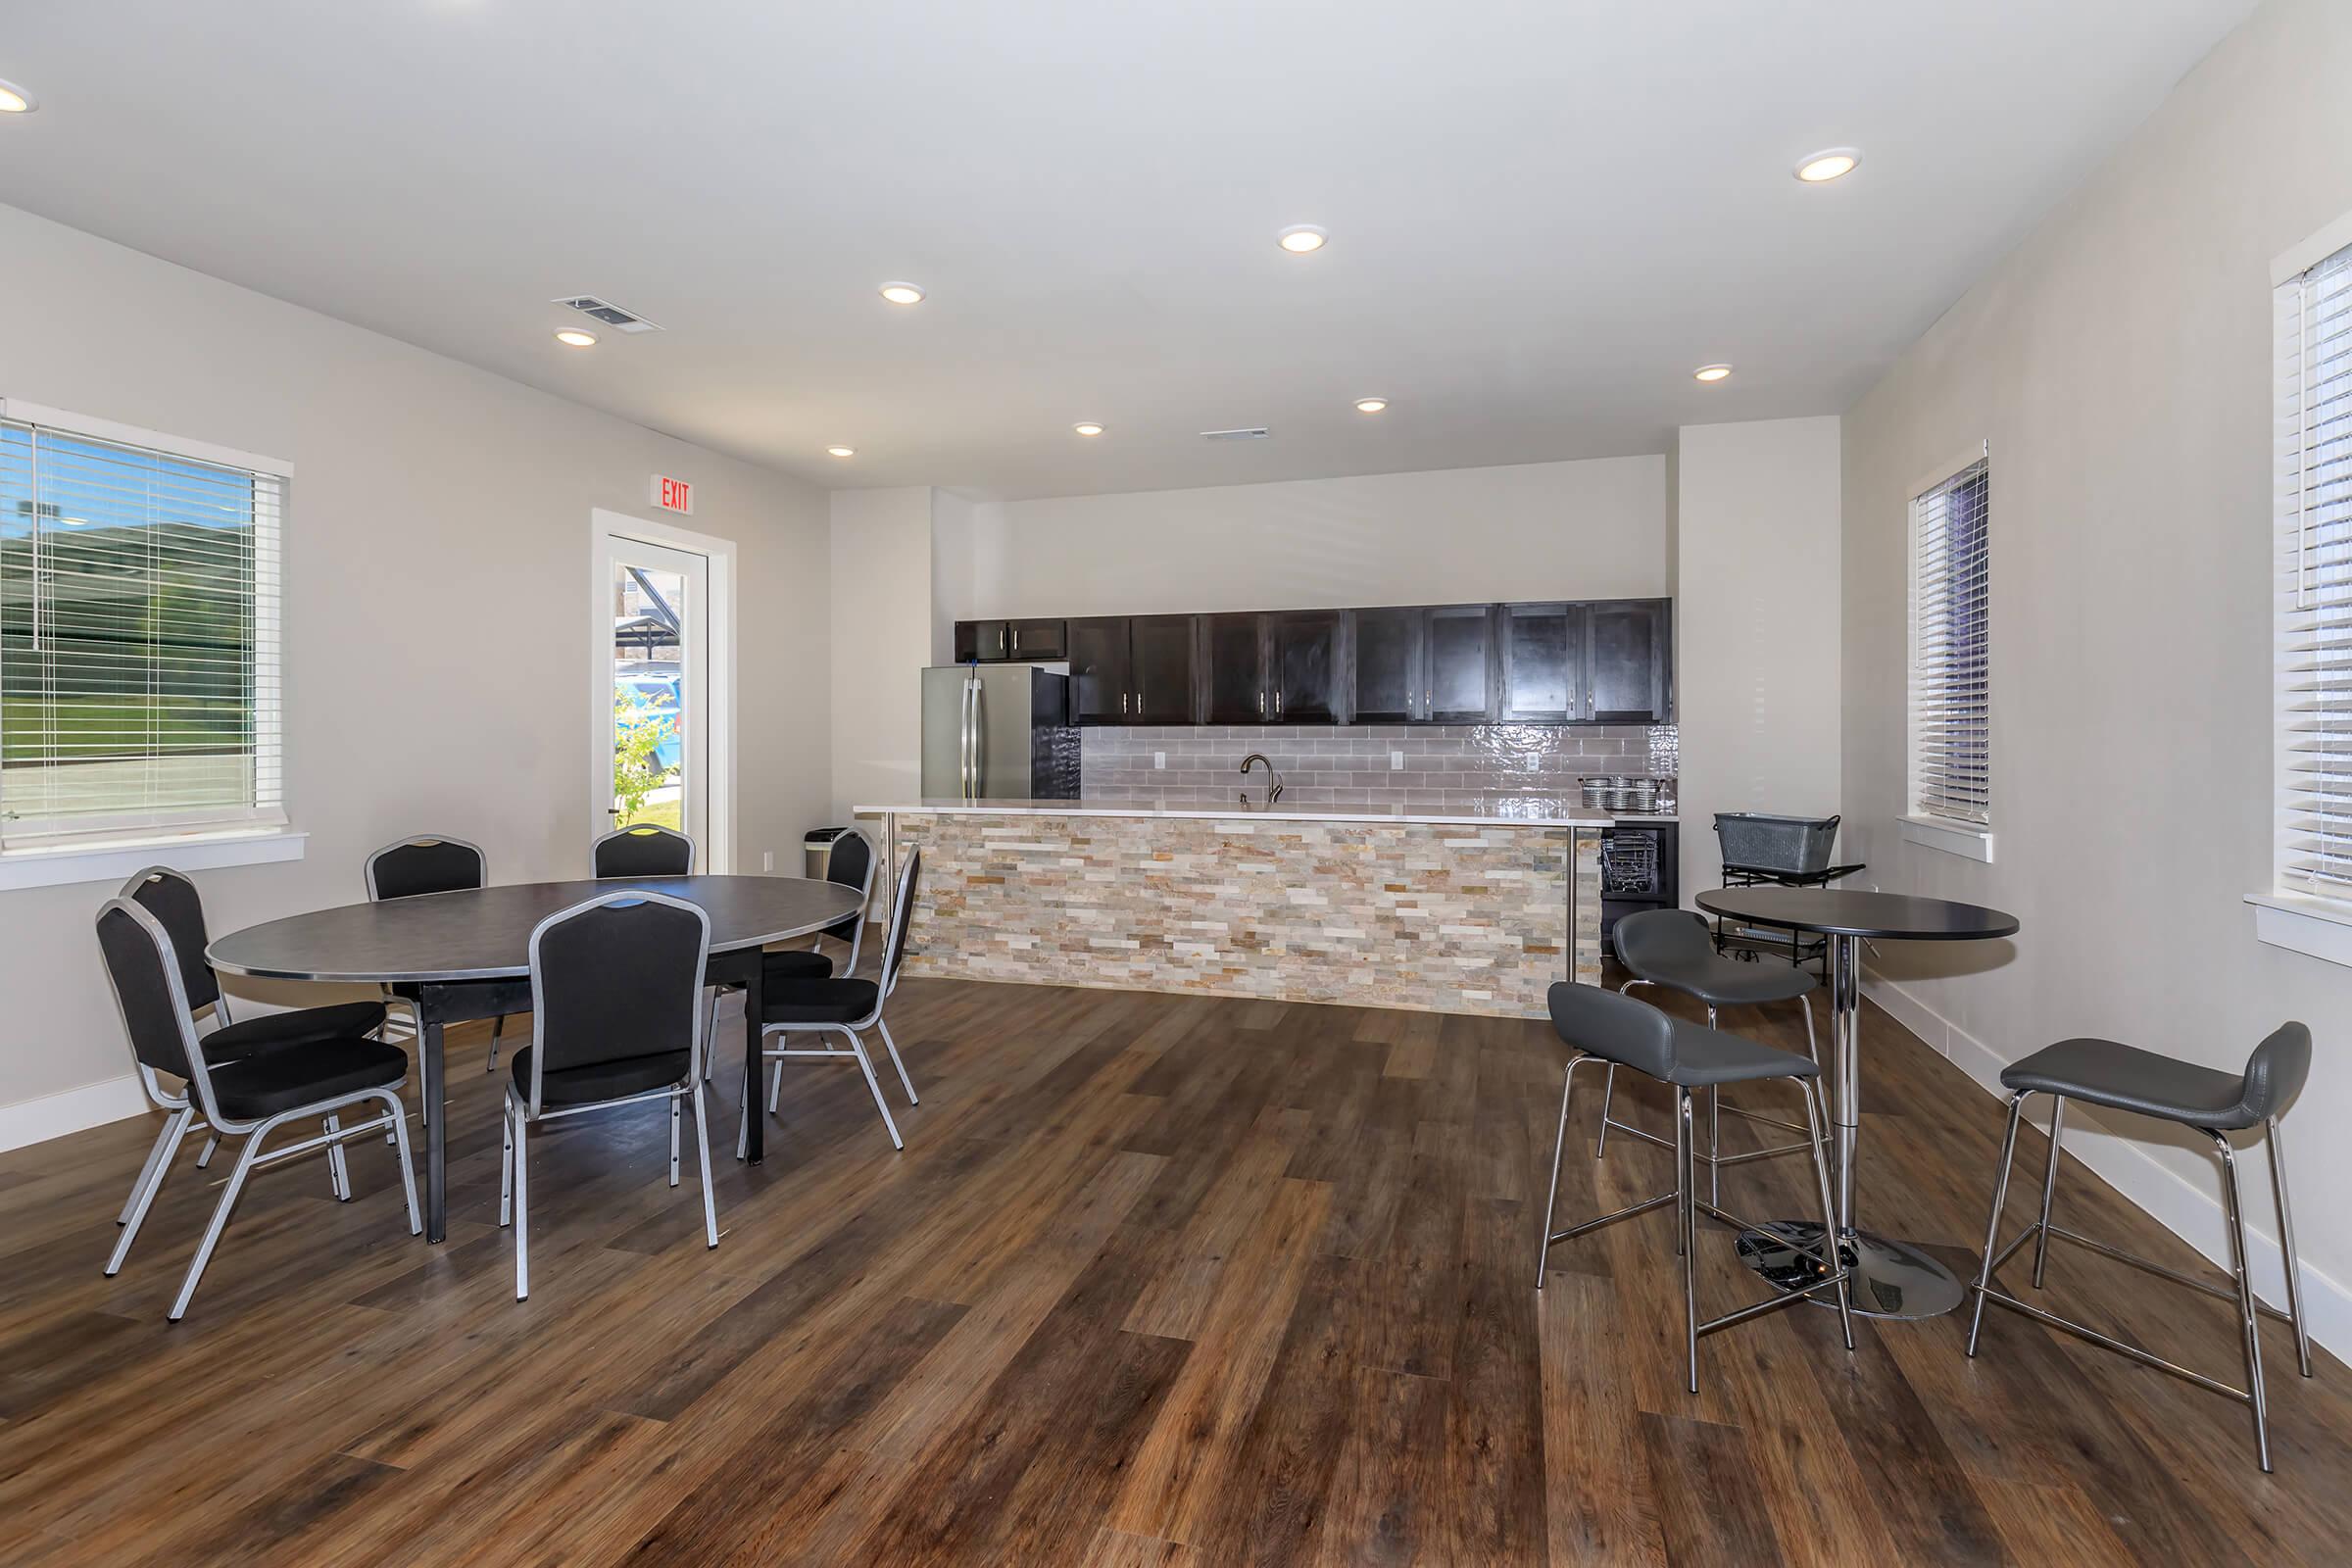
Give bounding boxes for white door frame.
[590,509,737,874]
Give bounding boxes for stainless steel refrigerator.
[921,663,1081,800]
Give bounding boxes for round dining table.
[209,874,863,1242]
[1693,885,2019,1318]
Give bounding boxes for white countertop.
[858,797,1618,828]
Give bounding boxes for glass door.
[606,536,710,845]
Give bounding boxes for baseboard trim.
[1862,967,2349,1356]
[0,1073,150,1152]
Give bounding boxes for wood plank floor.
[3,967,2347,1565]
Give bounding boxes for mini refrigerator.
[920,663,1081,801]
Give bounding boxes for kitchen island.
[859,798,1610,1019]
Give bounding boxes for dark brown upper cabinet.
[1583,598,1672,723]
[1065,616,1132,724]
[1200,612,1271,723]
[1348,606,1425,723]
[1129,615,1199,724]
[1269,610,1345,723]
[953,619,1009,663]
[1498,602,1580,723]
[1426,604,1499,723]
[952,617,1066,662]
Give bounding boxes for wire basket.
[1712,812,1839,875]
[1601,834,1660,894]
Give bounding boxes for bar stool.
[1966,1022,2315,1471]
[1536,980,1852,1393]
[1601,908,1824,1203]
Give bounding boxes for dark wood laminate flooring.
[2,966,2344,1565]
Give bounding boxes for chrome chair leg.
[1800,1080,1855,1349]
[691,1081,719,1249]
[484,1013,505,1073]
[1966,1093,2029,1356]
[735,1064,752,1162]
[324,1115,351,1201]
[1799,993,1821,1070]
[2266,1115,2315,1379]
[876,1018,919,1104]
[668,1096,682,1188]
[1677,1088,1697,1394]
[2215,1133,2271,1472]
[117,1110,185,1225]
[384,1091,422,1236]
[169,1127,270,1321]
[703,990,721,1081]
[513,1109,530,1301]
[767,1056,784,1115]
[1535,1054,1581,1290]
[1594,1065,1618,1158]
[843,1027,905,1150]
[499,1105,514,1228]
[2031,1097,2066,1288]
[196,1133,220,1168]
[107,1106,194,1276]
[1707,1087,1721,1207]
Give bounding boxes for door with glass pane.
[604,536,709,847]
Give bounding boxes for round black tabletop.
[1694,886,2019,942]
[207,875,864,984]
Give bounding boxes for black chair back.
[122,866,219,1014]
[881,850,923,999]
[820,830,877,954]
[95,900,211,1102]
[2239,1022,2313,1122]
[1546,979,1679,1082]
[367,836,487,902]
[523,892,710,1113]
[593,824,695,879]
[1611,906,1711,975]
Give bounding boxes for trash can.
[805,826,850,879]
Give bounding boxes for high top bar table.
[1693,885,2019,1318]
[210,874,861,1242]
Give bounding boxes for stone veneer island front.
[860,799,1608,1019]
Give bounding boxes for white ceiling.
[0,0,2254,501]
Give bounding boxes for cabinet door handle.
[1009,626,1019,654]
[1275,690,1282,716]
[1123,691,1130,716]
[1258,690,1265,717]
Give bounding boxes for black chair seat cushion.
[2001,1039,2263,1131]
[761,978,878,1026]
[205,1000,390,1062]
[1652,1016,1820,1087]
[208,1038,409,1120]
[761,948,834,985]
[509,1045,691,1108]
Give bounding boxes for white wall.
[0,201,834,1143]
[827,487,934,821]
[1840,0,2352,1346]
[961,455,1666,616]
[1674,417,1842,896]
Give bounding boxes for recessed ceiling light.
[1794,148,1860,183]
[878,281,925,306]
[1072,422,1105,437]
[554,328,598,348]
[1277,224,1328,254]
[1694,364,1733,382]
[826,446,856,458]
[1353,398,1389,415]
[0,79,37,115]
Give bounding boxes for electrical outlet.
[1154,752,1166,769]
[1391,750,1405,770]
[762,850,774,872]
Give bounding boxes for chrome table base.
[1734,1221,1966,1320]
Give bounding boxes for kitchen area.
[865,595,1681,1019]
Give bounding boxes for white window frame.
[2252,212,2352,962]
[0,399,299,889]
[1901,443,1994,862]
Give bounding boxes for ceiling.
[0,0,2255,501]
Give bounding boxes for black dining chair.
[761,827,877,985]
[365,834,514,1074]
[592,823,695,879]
[109,866,390,1240]
[95,897,420,1319]
[740,850,922,1153]
[502,890,720,1299]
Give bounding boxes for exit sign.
[652,474,694,514]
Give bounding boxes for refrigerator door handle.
[959,676,975,798]
[968,674,986,797]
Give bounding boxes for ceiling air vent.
[1199,426,1271,441]
[552,295,663,333]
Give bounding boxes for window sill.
[2246,892,2352,968]
[0,829,306,893]
[1899,814,1995,862]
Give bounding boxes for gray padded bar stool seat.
[1535,980,1852,1394]
[1601,908,1825,1204]
[1966,1022,2315,1471]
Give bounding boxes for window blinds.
[2277,242,2352,897]
[0,417,283,846]
[1909,456,1991,824]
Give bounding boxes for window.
[1908,452,1991,829]
[2275,238,2352,902]
[0,403,285,851]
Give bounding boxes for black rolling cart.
[1708,813,1864,980]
